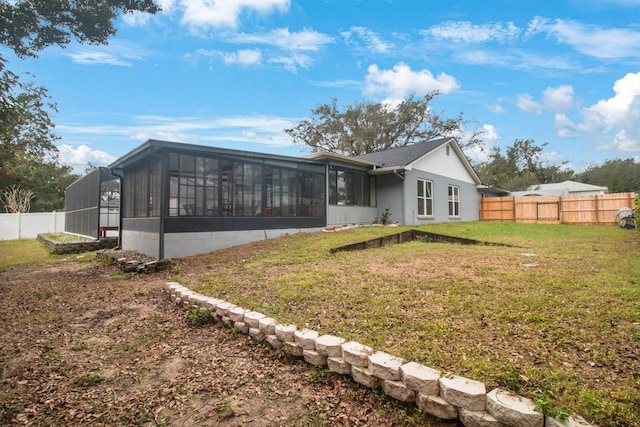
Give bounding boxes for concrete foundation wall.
[163,227,324,259]
[121,229,161,258]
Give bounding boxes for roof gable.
[355,138,481,184]
[354,137,451,167]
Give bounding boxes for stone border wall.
[164,282,592,427]
[37,234,118,255]
[330,229,515,253]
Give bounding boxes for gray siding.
[375,174,404,224]
[375,170,479,225]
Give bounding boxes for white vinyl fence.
[0,212,66,240]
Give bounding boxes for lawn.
[178,222,640,426]
[0,238,93,271]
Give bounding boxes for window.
[417,179,433,217]
[169,154,219,216]
[139,151,325,218]
[328,167,375,206]
[448,185,460,217]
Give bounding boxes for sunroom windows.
[328,167,376,207]
[165,152,324,218]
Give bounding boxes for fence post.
[559,196,563,224]
[16,212,22,239]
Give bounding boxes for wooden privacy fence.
[480,192,636,225]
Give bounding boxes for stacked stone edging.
[164,281,593,427]
[37,234,117,254]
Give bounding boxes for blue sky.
[3,0,640,174]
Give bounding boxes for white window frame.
[448,185,460,217]
[417,179,433,218]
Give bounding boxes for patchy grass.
[0,239,95,271]
[179,223,640,426]
[41,233,93,243]
[0,239,57,270]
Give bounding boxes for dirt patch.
[0,258,451,426]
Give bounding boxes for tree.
[285,92,483,156]
[0,0,160,210]
[0,0,161,58]
[577,158,640,193]
[0,58,59,182]
[475,139,574,191]
[1,185,33,213]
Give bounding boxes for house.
[106,137,482,259]
[511,180,608,197]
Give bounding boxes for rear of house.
[107,138,483,259]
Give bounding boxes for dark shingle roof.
[354,137,452,167]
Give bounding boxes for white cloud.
[180,0,289,30]
[423,21,520,43]
[57,144,117,171]
[486,99,505,114]
[229,28,334,51]
[542,85,576,112]
[555,72,640,152]
[66,51,133,67]
[341,26,394,54]
[268,53,312,73]
[525,16,640,59]
[221,49,262,66]
[58,114,297,147]
[364,63,460,105]
[516,94,543,114]
[460,124,499,164]
[517,85,576,115]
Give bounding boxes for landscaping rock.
[258,316,277,335]
[284,341,304,357]
[341,341,373,367]
[382,379,416,403]
[400,361,441,395]
[417,393,458,420]
[459,408,508,427]
[274,324,297,343]
[327,357,351,374]
[315,334,345,357]
[294,329,318,350]
[243,311,266,328]
[234,321,249,335]
[249,327,265,342]
[351,366,377,388]
[265,334,282,349]
[486,389,544,427]
[368,351,404,381]
[303,350,327,366]
[439,374,486,411]
[228,306,248,323]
